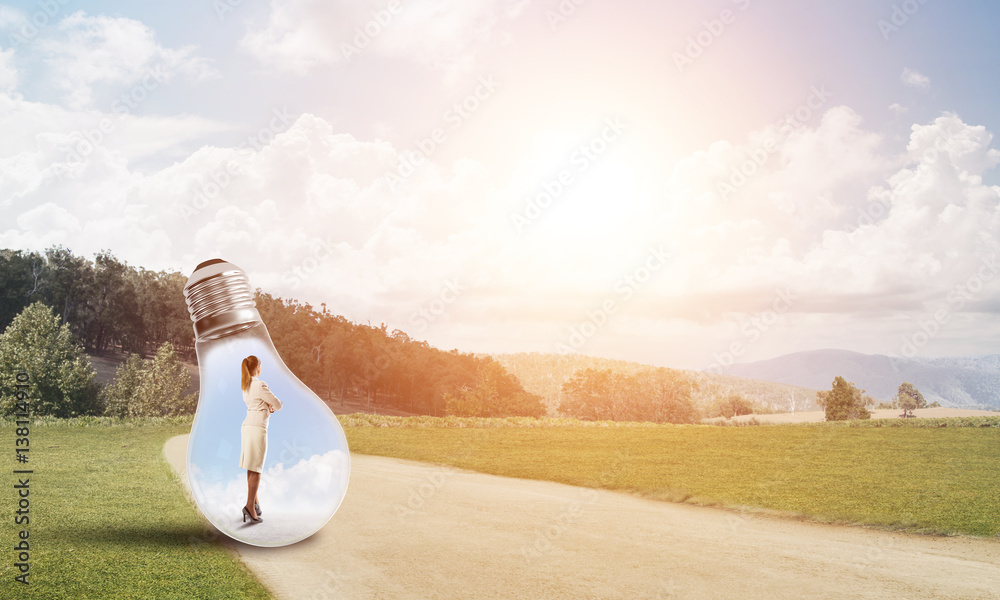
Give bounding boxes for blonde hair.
[241,356,260,392]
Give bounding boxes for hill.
[1,247,530,418]
[489,352,822,414]
[724,349,1000,409]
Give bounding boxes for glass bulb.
[182,259,350,547]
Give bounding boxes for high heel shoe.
[242,506,262,523]
[254,501,262,517]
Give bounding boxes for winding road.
[164,435,999,599]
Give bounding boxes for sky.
[2,0,1000,371]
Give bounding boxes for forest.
[0,247,736,423]
[0,247,539,416]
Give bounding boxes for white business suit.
[239,377,283,472]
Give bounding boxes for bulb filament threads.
[184,259,263,340]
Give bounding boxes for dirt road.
[164,435,999,599]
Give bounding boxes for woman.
[239,355,282,523]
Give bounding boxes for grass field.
[343,417,1000,537]
[2,413,996,599]
[0,418,272,600]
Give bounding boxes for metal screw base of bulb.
[184,259,263,340]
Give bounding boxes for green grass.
[344,419,1000,537]
[0,417,272,599]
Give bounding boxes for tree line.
[0,247,543,418]
[493,351,814,415]
[558,367,701,423]
[0,247,191,355]
[15,246,921,425]
[253,291,544,416]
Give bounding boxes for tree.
[894,382,926,417]
[0,302,101,417]
[446,360,545,418]
[897,393,918,418]
[1,245,578,418]
[711,393,754,419]
[0,249,46,331]
[818,376,871,421]
[102,342,196,418]
[559,368,615,420]
[40,246,92,330]
[102,354,146,418]
[560,367,698,424]
[633,368,698,424]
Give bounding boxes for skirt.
[239,425,267,472]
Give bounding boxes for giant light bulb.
[182,259,350,547]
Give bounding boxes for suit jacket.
[242,377,283,429]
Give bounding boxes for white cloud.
[901,67,931,89]
[195,449,349,518]
[241,0,525,75]
[0,91,235,268]
[37,12,217,108]
[907,112,1000,175]
[3,97,1000,364]
[190,449,349,545]
[0,102,492,287]
[645,107,1000,335]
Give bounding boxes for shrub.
[0,302,100,417]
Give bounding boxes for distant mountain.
[724,349,1000,409]
[489,352,821,414]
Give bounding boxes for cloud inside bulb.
[192,449,349,518]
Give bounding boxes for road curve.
[164,434,999,600]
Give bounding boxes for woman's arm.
[258,381,283,411]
